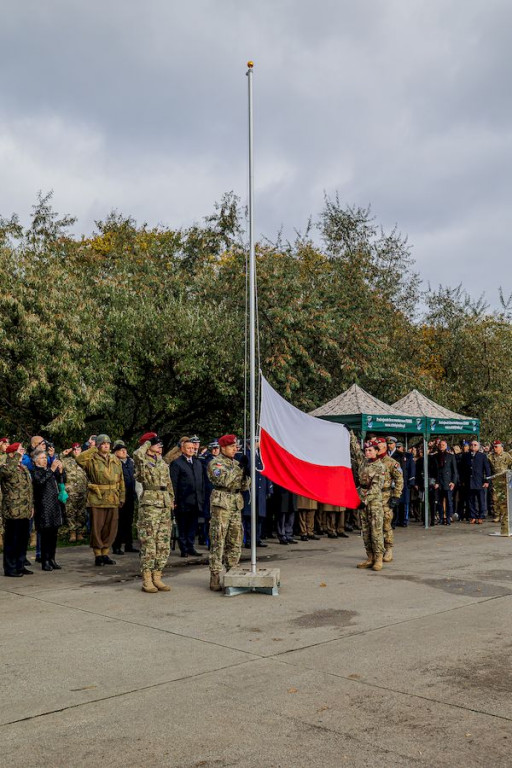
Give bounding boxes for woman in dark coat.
[31,452,66,571]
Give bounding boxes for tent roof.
[392,389,468,420]
[310,383,409,418]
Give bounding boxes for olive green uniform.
[208,454,250,574]
[488,451,512,527]
[61,456,88,538]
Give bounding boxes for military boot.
[152,571,171,591]
[141,571,158,593]
[383,549,393,563]
[357,552,374,569]
[372,555,384,571]
[210,572,222,591]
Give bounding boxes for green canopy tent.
[391,389,480,528]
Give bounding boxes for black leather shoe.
[308,534,321,540]
[42,563,53,572]
[19,567,34,575]
[338,531,349,538]
[124,546,139,553]
[49,560,62,570]
[300,535,309,541]
[327,533,338,539]
[256,541,268,547]
[95,556,104,566]
[279,538,289,545]
[35,556,42,563]
[180,552,189,558]
[344,525,354,532]
[112,547,124,555]
[24,558,31,566]
[5,572,23,577]
[103,556,116,565]
[188,549,201,556]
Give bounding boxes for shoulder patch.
[213,468,222,477]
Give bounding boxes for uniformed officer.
[488,440,512,530]
[376,437,403,562]
[207,434,250,592]
[350,435,386,571]
[133,432,175,593]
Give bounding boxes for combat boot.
[141,571,158,593]
[357,552,374,569]
[210,572,222,591]
[69,531,77,543]
[372,555,384,571]
[152,571,171,591]
[383,549,393,563]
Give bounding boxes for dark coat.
[170,455,205,512]
[461,451,491,490]
[31,467,65,529]
[120,457,136,511]
[433,451,459,489]
[200,452,216,519]
[241,450,273,519]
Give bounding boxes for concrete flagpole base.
[222,567,281,597]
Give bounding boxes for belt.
[88,483,117,490]
[144,485,167,491]
[214,487,240,494]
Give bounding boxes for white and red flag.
[259,376,360,507]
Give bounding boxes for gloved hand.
[388,497,400,509]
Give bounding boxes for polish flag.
[259,376,360,508]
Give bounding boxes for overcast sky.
[1,0,510,305]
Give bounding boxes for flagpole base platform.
[223,567,281,597]
[488,532,512,537]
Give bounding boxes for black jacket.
[170,455,205,512]
[461,451,491,490]
[31,466,65,529]
[433,451,459,489]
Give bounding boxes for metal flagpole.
[247,61,257,575]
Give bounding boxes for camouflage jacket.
[0,453,34,520]
[75,447,125,508]
[61,456,88,499]
[0,451,6,504]
[358,458,386,505]
[487,451,512,479]
[133,441,174,510]
[207,453,250,512]
[381,454,404,499]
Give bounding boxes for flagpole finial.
[247,60,254,69]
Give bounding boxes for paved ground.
[2,520,512,767]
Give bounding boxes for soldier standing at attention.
[1,442,34,578]
[60,443,88,542]
[488,440,512,528]
[133,432,174,593]
[75,434,125,566]
[350,435,386,571]
[375,437,403,562]
[207,434,250,592]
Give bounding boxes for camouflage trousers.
[209,506,242,574]
[361,499,385,558]
[64,496,87,535]
[137,505,171,573]
[492,478,508,522]
[381,491,394,550]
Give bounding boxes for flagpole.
[247,61,257,576]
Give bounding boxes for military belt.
[144,485,167,491]
[214,487,240,493]
[88,483,117,490]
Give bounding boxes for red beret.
[364,439,379,449]
[6,442,21,454]
[218,434,237,447]
[0,437,9,443]
[71,442,81,449]
[374,437,387,445]
[139,431,157,445]
[493,440,502,446]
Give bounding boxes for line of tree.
[1,191,511,448]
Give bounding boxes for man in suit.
[462,439,491,524]
[170,439,205,557]
[433,439,459,525]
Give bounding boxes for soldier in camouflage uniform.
[0,437,8,549]
[488,440,512,531]
[350,434,386,571]
[134,432,174,593]
[61,443,88,542]
[207,434,250,591]
[0,442,34,577]
[375,437,403,562]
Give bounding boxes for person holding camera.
[31,451,66,571]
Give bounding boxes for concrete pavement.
[2,520,512,767]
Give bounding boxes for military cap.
[6,442,21,454]
[139,431,157,445]
[374,437,387,445]
[208,440,220,449]
[386,436,398,443]
[493,440,503,446]
[190,435,200,443]
[396,441,404,448]
[112,440,127,452]
[218,434,237,447]
[71,442,81,449]
[96,434,111,446]
[364,439,379,448]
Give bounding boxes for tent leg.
[424,436,429,529]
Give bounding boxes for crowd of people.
[0,430,510,589]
